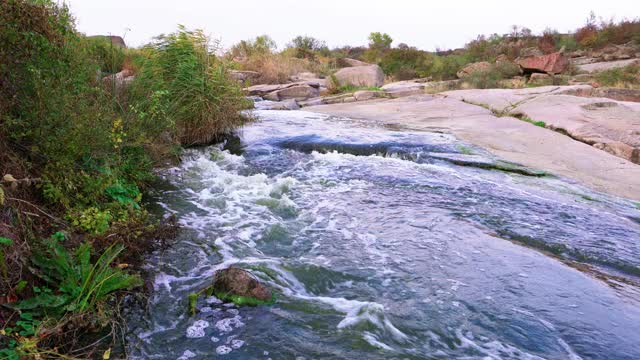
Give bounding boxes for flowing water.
[127,110,640,359]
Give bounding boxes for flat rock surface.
[577,59,638,73]
[309,90,640,200]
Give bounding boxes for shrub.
[594,63,640,89]
[465,67,503,89]
[129,26,249,146]
[83,35,126,73]
[286,35,328,60]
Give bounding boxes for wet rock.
[516,51,569,74]
[269,99,300,110]
[456,61,492,79]
[333,65,385,88]
[212,267,273,304]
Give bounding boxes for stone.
[516,52,569,74]
[229,70,260,83]
[298,97,325,107]
[274,84,320,101]
[102,69,135,91]
[456,61,492,79]
[332,65,385,88]
[269,99,300,110]
[422,79,464,94]
[528,73,553,86]
[577,59,639,74]
[354,90,385,101]
[212,267,273,303]
[340,58,371,67]
[245,81,322,98]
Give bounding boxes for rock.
[577,59,639,74]
[263,91,280,101]
[528,73,553,86]
[516,51,569,74]
[212,267,273,303]
[245,82,304,96]
[274,84,320,101]
[340,58,371,67]
[102,69,135,91]
[332,65,385,88]
[229,70,260,83]
[456,61,492,79]
[354,90,385,101]
[569,74,594,84]
[298,97,325,107]
[322,93,356,104]
[269,99,300,110]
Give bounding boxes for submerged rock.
[212,267,274,305]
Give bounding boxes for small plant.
[13,232,142,317]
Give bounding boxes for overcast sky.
[65,0,638,51]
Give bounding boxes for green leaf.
[0,237,13,246]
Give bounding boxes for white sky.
[65,0,638,51]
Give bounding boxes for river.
[127,109,640,359]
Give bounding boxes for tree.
[287,35,327,59]
[368,32,393,51]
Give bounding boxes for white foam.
[363,332,394,351]
[216,345,233,355]
[185,320,209,338]
[177,350,196,360]
[215,316,245,333]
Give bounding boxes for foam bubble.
[216,345,233,355]
[186,320,209,338]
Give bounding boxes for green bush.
[129,26,249,146]
[83,36,126,73]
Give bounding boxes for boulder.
[229,70,260,83]
[340,58,371,67]
[212,267,273,303]
[516,52,569,74]
[577,59,639,74]
[269,99,300,110]
[245,81,319,97]
[456,62,492,79]
[332,65,385,88]
[274,84,320,101]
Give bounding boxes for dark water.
[127,110,640,359]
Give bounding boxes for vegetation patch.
[0,0,244,357]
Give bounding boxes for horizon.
[65,0,638,51]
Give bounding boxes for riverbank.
[308,85,640,201]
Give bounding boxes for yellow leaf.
[103,348,111,359]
